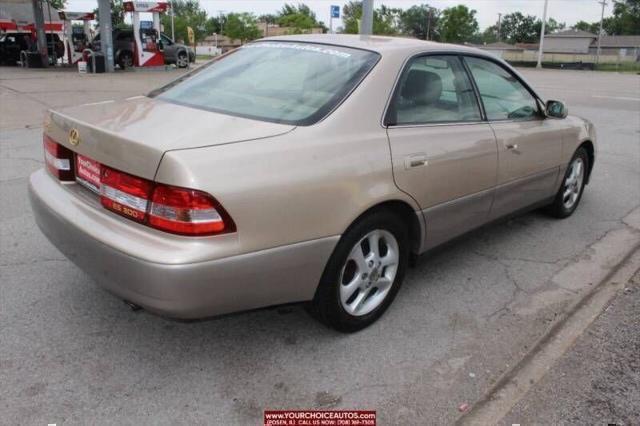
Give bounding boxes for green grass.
[594,62,640,73]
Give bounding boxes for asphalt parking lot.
[1,65,639,425]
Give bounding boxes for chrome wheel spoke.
[380,247,398,268]
[340,275,363,304]
[339,229,400,317]
[350,289,369,314]
[350,246,368,273]
[562,157,585,210]
[376,276,393,291]
[367,231,381,259]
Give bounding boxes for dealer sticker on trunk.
[76,154,101,193]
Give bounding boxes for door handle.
[405,154,428,170]
[506,143,519,150]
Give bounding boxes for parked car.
[0,32,64,65]
[30,35,596,332]
[91,29,195,69]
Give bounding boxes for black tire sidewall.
[551,147,589,218]
[118,51,133,69]
[312,210,409,332]
[177,52,188,68]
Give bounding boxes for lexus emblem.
[69,128,80,146]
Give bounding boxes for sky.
[64,0,614,31]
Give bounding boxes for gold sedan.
[29,35,596,332]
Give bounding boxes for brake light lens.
[43,135,74,181]
[43,135,234,236]
[100,166,153,223]
[149,184,234,236]
[97,166,233,236]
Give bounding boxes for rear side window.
[387,55,481,125]
[464,56,540,121]
[155,42,380,126]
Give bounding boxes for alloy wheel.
[177,53,188,68]
[562,157,584,210]
[339,229,399,316]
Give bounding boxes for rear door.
[386,54,498,250]
[463,56,564,219]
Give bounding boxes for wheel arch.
[578,140,595,184]
[345,199,423,255]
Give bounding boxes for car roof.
[260,34,483,55]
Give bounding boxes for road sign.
[331,5,340,19]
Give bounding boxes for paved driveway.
[1,66,639,425]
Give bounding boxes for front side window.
[464,56,540,121]
[155,42,380,126]
[387,55,481,125]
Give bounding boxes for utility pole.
[170,0,175,42]
[97,0,114,72]
[31,0,49,67]
[497,13,502,41]
[536,0,549,69]
[218,10,226,36]
[361,0,374,35]
[596,0,607,64]
[426,8,431,40]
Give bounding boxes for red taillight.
[98,166,234,236]
[43,135,74,181]
[43,133,234,236]
[100,166,153,223]
[149,184,234,236]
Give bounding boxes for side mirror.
[546,100,568,119]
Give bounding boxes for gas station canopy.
[0,1,63,33]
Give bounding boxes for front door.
[463,56,564,218]
[386,55,498,250]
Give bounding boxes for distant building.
[544,30,640,60]
[543,29,596,54]
[588,35,640,60]
[200,23,324,54]
[201,34,241,53]
[257,22,323,38]
[478,42,523,58]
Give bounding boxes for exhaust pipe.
[124,300,143,311]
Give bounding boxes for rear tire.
[308,210,409,333]
[176,52,189,68]
[546,147,589,218]
[118,51,133,69]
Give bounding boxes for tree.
[439,5,478,43]
[224,12,261,43]
[160,0,208,43]
[571,0,639,36]
[499,12,539,43]
[341,1,400,35]
[205,15,226,36]
[574,20,599,34]
[604,0,640,34]
[47,0,66,10]
[93,0,125,28]
[399,4,440,40]
[277,3,326,33]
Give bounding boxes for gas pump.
[58,12,94,65]
[122,1,169,67]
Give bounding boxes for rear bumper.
[29,169,338,319]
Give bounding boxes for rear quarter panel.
[154,51,421,257]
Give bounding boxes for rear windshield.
[154,41,380,126]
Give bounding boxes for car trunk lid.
[46,96,295,180]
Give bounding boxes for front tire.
[547,147,589,218]
[309,210,409,333]
[176,52,189,68]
